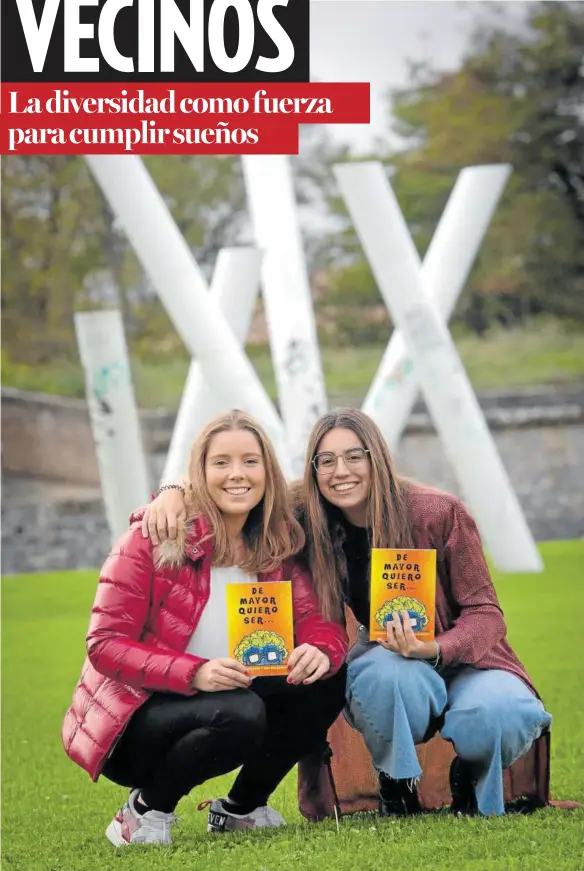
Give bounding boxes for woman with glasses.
[140,407,552,819]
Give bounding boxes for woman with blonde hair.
[62,410,348,847]
[146,407,552,819]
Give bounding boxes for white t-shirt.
[185,565,257,660]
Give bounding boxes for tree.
[469,1,584,229]
[317,1,584,335]
[1,156,113,364]
[1,136,360,370]
[1,154,246,366]
[388,0,584,326]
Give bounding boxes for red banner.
[0,82,370,155]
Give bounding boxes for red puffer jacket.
[62,514,348,781]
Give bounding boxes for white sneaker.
[206,798,286,833]
[106,789,178,846]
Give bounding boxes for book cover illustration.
[369,548,437,643]
[226,581,294,677]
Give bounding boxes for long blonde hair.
[302,408,413,620]
[187,409,304,573]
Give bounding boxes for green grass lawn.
[2,540,583,871]
[4,319,584,410]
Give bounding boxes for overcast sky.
[309,0,531,151]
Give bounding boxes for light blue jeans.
[346,641,552,816]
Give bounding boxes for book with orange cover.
[226,581,294,677]
[369,548,437,643]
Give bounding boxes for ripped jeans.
[346,639,552,816]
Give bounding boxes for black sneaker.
[378,773,423,817]
[449,757,479,816]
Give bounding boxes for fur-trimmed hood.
[128,509,214,570]
[287,478,308,523]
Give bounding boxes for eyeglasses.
[312,447,370,475]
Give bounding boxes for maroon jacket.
[62,515,348,782]
[371,482,534,688]
[297,481,551,818]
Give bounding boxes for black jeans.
[103,665,347,813]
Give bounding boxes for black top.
[340,519,372,628]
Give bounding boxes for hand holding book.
[226,581,331,683]
[378,611,440,661]
[226,581,295,677]
[192,658,251,692]
[286,644,330,685]
[369,549,438,658]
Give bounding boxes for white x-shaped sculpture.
[75,309,151,539]
[85,155,292,477]
[161,246,262,483]
[362,163,511,451]
[242,156,329,478]
[334,161,542,573]
[84,154,541,572]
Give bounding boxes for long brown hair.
[302,408,413,620]
[186,409,305,573]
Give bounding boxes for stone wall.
[3,383,584,484]
[2,387,172,485]
[394,422,584,543]
[3,414,583,576]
